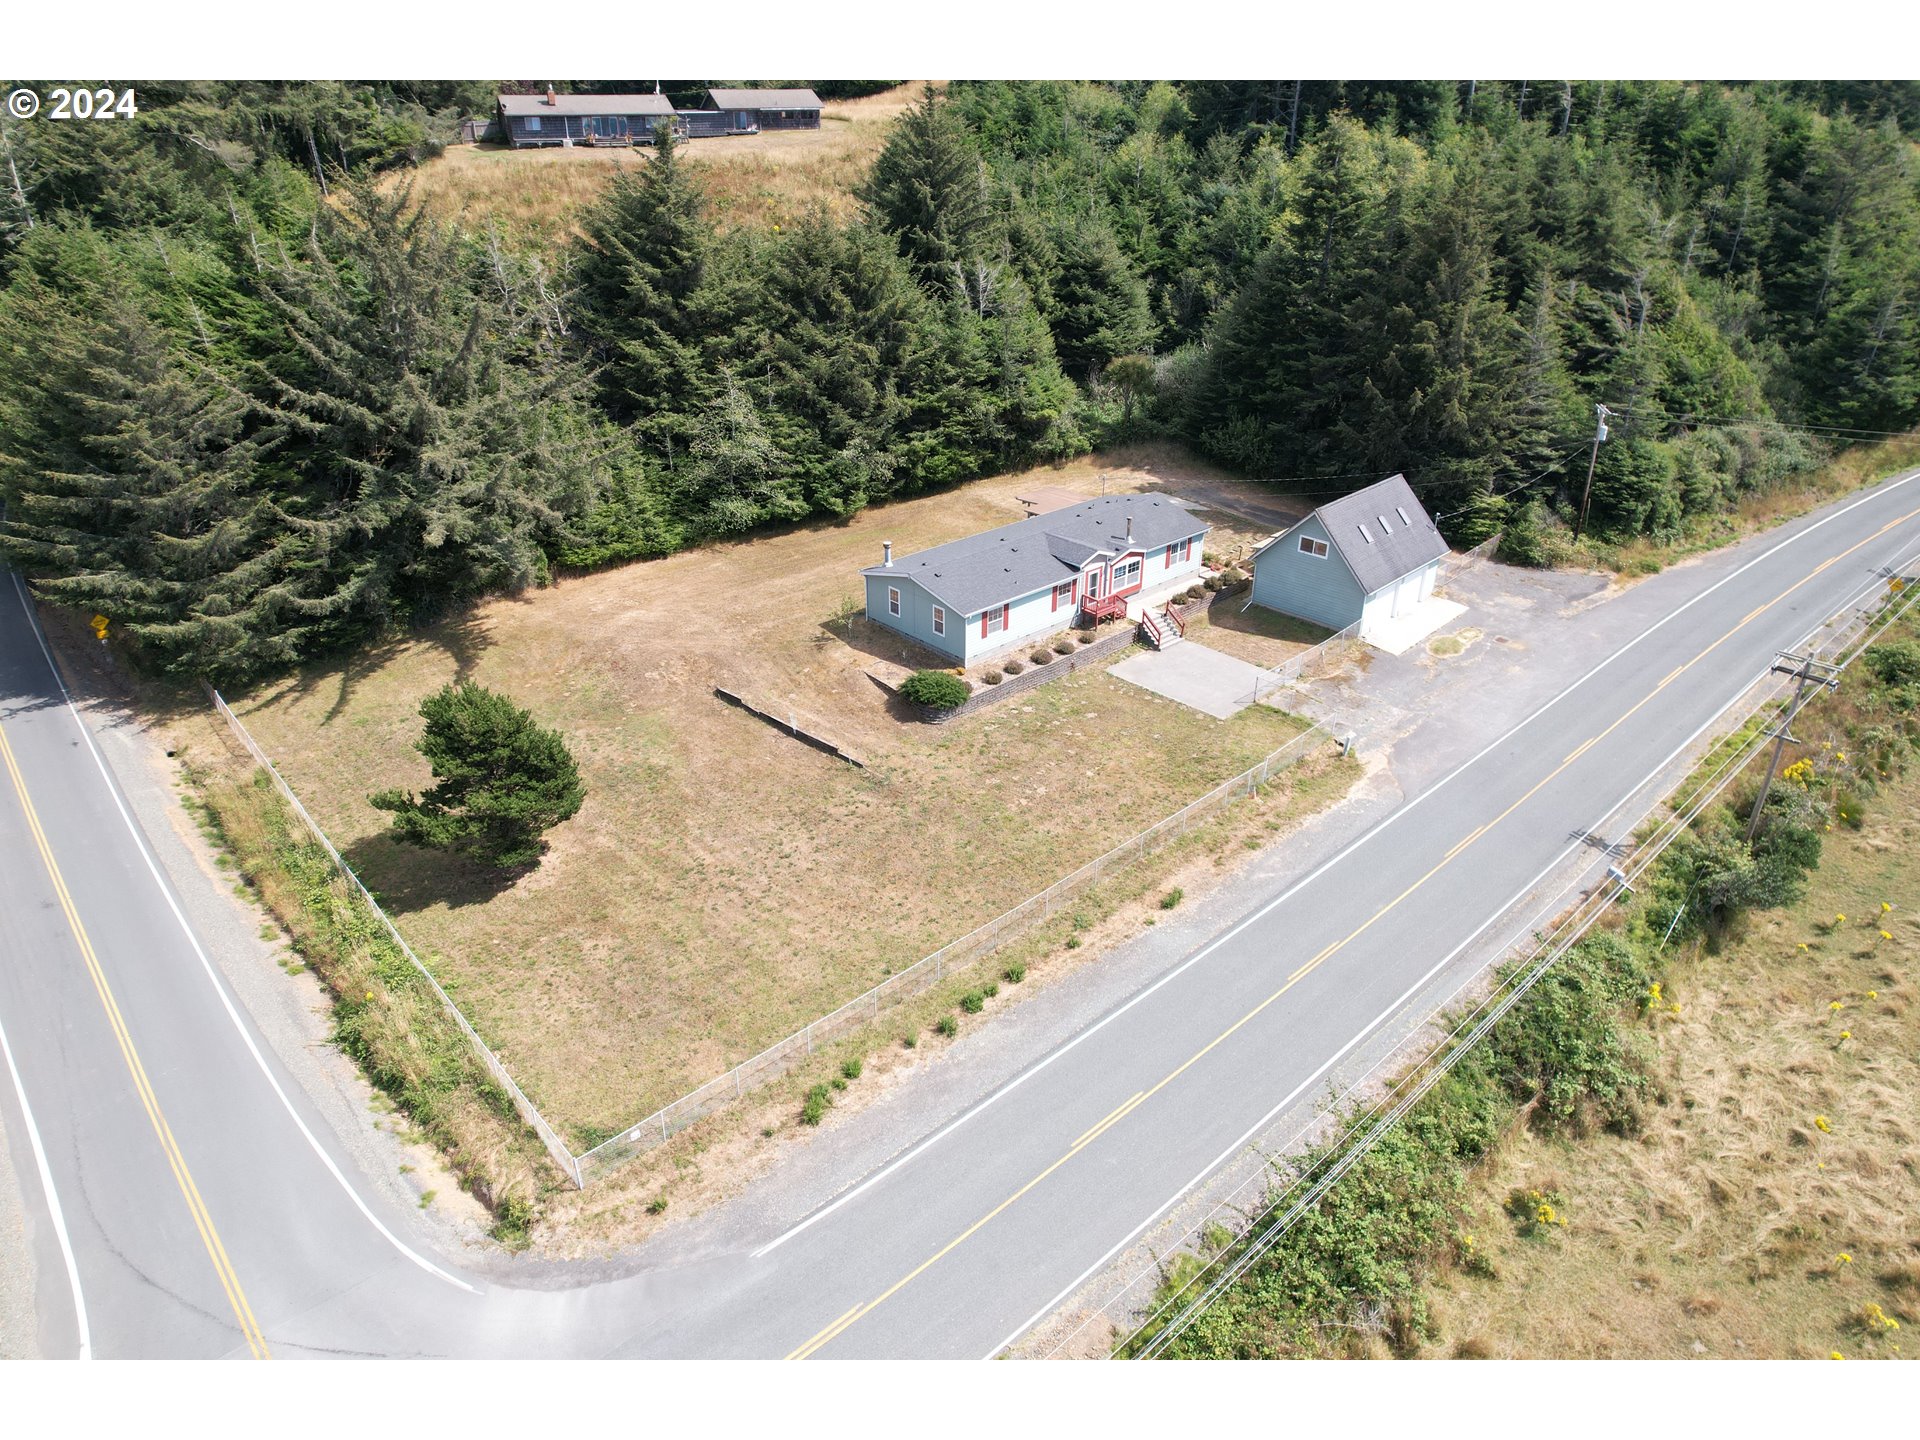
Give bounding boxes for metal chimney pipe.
[1126,516,1133,542]
[545,85,557,106]
[883,541,893,567]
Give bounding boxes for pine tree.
[859,85,996,280]
[371,681,585,871]
[254,179,599,643]
[572,128,723,453]
[1045,213,1157,381]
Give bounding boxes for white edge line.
[753,467,1920,1260]
[0,1008,92,1359]
[9,572,479,1296]
[982,659,1804,1361]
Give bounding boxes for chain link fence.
[208,689,586,1187]
[574,721,1338,1181]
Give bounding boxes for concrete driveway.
[1110,642,1266,719]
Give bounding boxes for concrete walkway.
[1110,642,1267,719]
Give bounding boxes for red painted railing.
[1082,594,1128,623]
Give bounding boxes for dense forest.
[2,79,1916,679]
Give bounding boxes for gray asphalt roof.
[862,495,1208,616]
[1304,474,1448,594]
[708,87,823,110]
[498,93,676,117]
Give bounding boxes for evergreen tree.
[572,128,723,454]
[254,179,600,644]
[1045,213,1157,380]
[859,85,996,279]
[371,681,586,871]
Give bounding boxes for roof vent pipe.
[1126,516,1133,542]
[883,541,893,567]
[545,85,557,106]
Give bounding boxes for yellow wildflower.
[1867,990,1878,1000]
[1882,902,1893,913]
[1831,1351,1844,1360]
[1830,1000,1844,1012]
[1836,913,1847,923]
[1881,930,1893,941]
[1840,1030,1851,1040]
[1814,1115,1832,1133]
[1837,1253,1853,1265]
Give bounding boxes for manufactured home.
[862,495,1209,665]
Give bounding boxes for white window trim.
[932,605,945,635]
[888,586,901,617]
[983,606,1006,635]
[1298,535,1329,559]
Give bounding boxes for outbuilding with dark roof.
[1247,474,1451,638]
[861,494,1209,663]
[703,87,823,130]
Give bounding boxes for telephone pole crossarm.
[1746,651,1841,843]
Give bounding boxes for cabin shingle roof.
[862,495,1207,616]
[498,93,676,117]
[707,87,823,111]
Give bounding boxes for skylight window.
[1358,523,1374,544]
[1396,505,1411,525]
[1377,514,1392,534]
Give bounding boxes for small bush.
[900,669,970,709]
[982,669,1003,685]
[1004,659,1025,675]
[646,1195,668,1216]
[1160,888,1184,910]
[984,982,999,998]
[830,1076,847,1090]
[1184,585,1205,601]
[1834,789,1868,829]
[841,1057,863,1081]
[1031,650,1053,665]
[1078,632,1097,646]
[1203,575,1222,592]
[1065,934,1081,949]
[901,1033,918,1049]
[801,1083,833,1125]
[1052,639,1075,655]
[959,989,986,1014]
[934,1015,959,1038]
[1002,961,1027,984]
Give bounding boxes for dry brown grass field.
[1423,765,1920,1360]
[227,445,1314,1144]
[395,84,931,243]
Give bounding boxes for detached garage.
[1248,474,1456,648]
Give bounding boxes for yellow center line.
[784,504,1920,1358]
[0,720,270,1359]
[1071,1092,1146,1151]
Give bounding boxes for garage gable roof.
[1307,475,1448,594]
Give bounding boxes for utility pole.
[1572,403,1612,543]
[1746,652,1840,843]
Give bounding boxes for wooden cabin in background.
[496,88,685,148]
[701,87,824,131]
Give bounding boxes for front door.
[1086,570,1101,599]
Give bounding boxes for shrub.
[1184,585,1205,601]
[901,1033,917,1049]
[959,989,986,1014]
[369,681,585,870]
[1065,934,1081,949]
[1077,632,1097,646]
[1004,659,1025,675]
[1834,788,1868,829]
[1052,639,1075,655]
[982,669,1003,685]
[646,1195,668,1216]
[1031,650,1053,665]
[1002,961,1027,984]
[801,1083,833,1125]
[830,1076,847,1090]
[841,1057,863,1081]
[1865,639,1920,707]
[984,981,999,998]
[1160,888,1184,909]
[899,669,970,709]
[934,1015,959,1038]
[1203,575,1222,592]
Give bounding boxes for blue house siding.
[1250,517,1368,630]
[865,573,965,662]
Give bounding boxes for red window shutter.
[1166,543,1173,564]
[1052,585,1059,613]
[1002,603,1010,631]
[981,610,989,638]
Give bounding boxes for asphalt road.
[2,472,1917,1360]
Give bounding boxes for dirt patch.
[228,445,1319,1144]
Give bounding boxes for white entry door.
[1394,571,1422,616]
